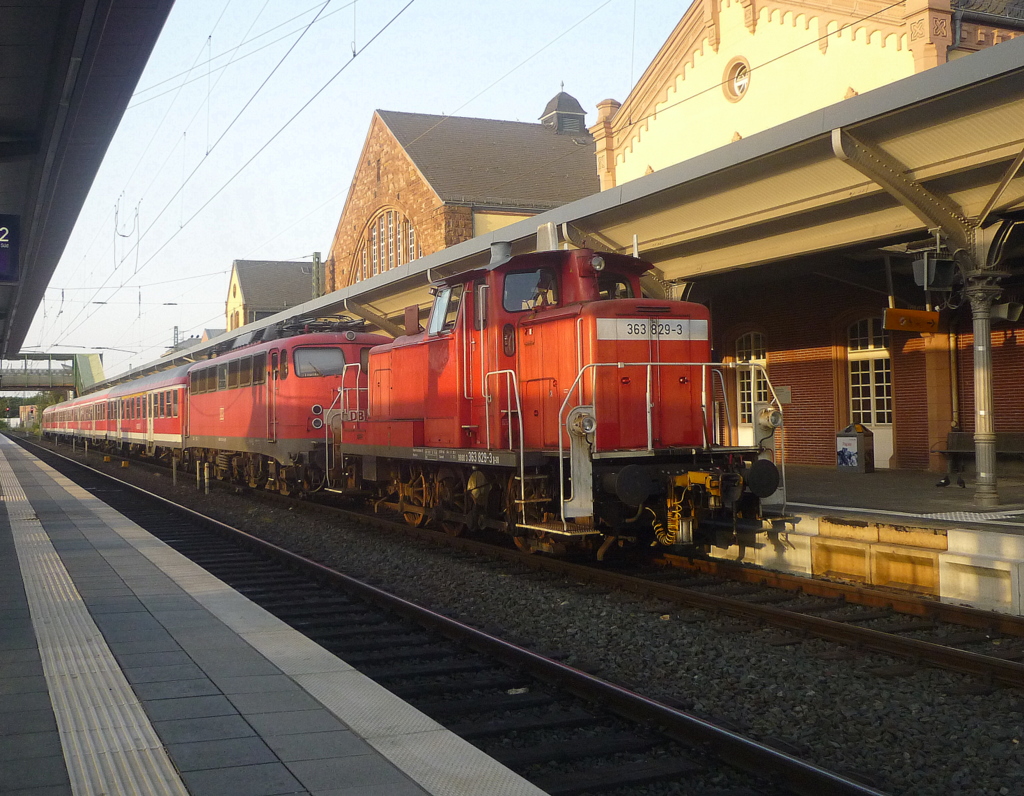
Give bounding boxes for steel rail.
[17,436,887,796]
[663,553,1024,637]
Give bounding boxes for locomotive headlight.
[580,415,598,434]
[758,407,784,430]
[591,255,605,272]
[311,404,323,415]
[311,417,324,430]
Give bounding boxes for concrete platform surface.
[785,464,1024,529]
[0,436,546,796]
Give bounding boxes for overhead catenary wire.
[53,0,419,352]
[127,1,355,108]
[52,0,340,347]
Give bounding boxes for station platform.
[0,436,545,796]
[784,464,1024,527]
[719,464,1024,617]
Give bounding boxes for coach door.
[268,350,279,442]
[146,392,156,454]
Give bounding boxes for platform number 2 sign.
[0,215,18,281]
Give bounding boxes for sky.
[25,0,689,379]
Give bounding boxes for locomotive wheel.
[435,468,468,537]
[401,470,428,527]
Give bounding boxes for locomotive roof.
[435,249,653,286]
[106,363,192,397]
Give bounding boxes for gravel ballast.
[38,443,1024,796]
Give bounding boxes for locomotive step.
[516,521,602,536]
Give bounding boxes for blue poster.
[0,215,18,283]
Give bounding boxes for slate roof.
[540,91,586,118]
[233,260,314,310]
[377,109,599,210]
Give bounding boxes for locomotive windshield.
[427,284,465,335]
[294,347,346,377]
[597,274,634,300]
[503,268,558,311]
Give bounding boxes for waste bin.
[836,423,874,473]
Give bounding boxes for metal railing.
[554,361,782,529]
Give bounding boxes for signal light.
[311,417,324,430]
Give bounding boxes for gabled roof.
[233,260,313,310]
[376,110,599,210]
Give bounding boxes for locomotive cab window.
[597,274,634,300]
[295,347,346,377]
[503,268,558,312]
[427,284,465,335]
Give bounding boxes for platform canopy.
[100,36,1024,386]
[0,1,175,358]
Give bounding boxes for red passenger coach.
[332,246,785,556]
[108,365,189,453]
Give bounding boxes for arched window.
[847,318,891,425]
[353,209,422,284]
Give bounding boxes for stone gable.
[325,114,446,291]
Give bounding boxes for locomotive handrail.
[556,361,783,531]
[323,385,345,489]
[482,368,527,508]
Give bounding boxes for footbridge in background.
[0,354,104,395]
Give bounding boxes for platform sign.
[882,307,939,333]
[0,215,19,283]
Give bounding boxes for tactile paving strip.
[0,446,189,796]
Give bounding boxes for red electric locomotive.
[183,330,387,492]
[330,245,784,556]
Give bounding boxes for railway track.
[28,434,1024,690]
[14,436,887,796]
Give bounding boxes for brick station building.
[590,0,1024,471]
[324,93,599,291]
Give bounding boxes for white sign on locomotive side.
[596,318,709,341]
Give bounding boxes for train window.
[173,391,179,417]
[189,372,199,395]
[228,359,240,389]
[252,353,267,384]
[217,363,228,391]
[159,392,166,417]
[204,367,215,393]
[473,280,487,330]
[280,350,289,380]
[503,269,558,312]
[294,347,346,377]
[597,275,634,300]
[239,356,253,387]
[360,347,371,373]
[427,284,464,335]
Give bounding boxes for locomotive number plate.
[596,318,708,341]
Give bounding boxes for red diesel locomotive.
[332,244,783,555]
[41,246,784,557]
